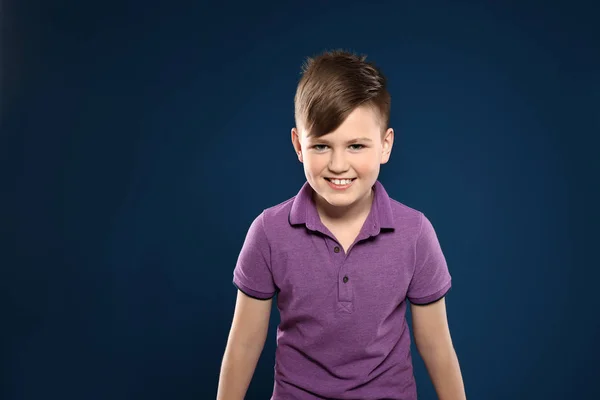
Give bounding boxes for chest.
[271,232,414,315]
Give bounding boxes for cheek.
[354,154,380,173]
[303,156,325,175]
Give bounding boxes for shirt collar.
[289,180,395,236]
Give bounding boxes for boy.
[217,50,466,400]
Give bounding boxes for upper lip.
[326,177,355,180]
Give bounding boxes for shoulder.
[387,197,426,231]
[262,195,296,221]
[386,198,445,255]
[385,196,444,247]
[246,194,296,240]
[388,197,422,218]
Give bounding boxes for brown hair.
[294,49,391,138]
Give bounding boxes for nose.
[328,148,349,174]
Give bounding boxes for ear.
[380,128,394,164]
[291,127,303,163]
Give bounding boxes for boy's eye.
[311,144,364,151]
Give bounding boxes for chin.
[316,185,361,207]
[320,195,356,208]
[309,177,371,207]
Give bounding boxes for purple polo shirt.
[233,180,452,400]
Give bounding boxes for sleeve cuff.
[408,280,452,305]
[232,280,276,301]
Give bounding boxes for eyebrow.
[312,137,373,144]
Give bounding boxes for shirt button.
[334,246,340,253]
[343,276,349,283]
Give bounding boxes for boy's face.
[291,106,394,213]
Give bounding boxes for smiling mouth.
[325,178,356,185]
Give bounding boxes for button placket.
[326,238,352,304]
[338,249,352,303]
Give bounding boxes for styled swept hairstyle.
[294,49,391,138]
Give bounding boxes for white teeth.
[331,179,353,185]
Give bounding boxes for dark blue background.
[2,1,599,399]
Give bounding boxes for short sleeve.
[232,211,277,300]
[406,213,452,305]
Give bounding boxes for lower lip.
[326,179,355,190]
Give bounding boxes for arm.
[411,298,466,400]
[217,290,273,400]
